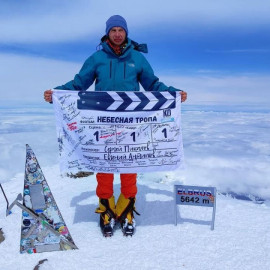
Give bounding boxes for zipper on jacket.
[110,60,112,79]
[124,62,126,79]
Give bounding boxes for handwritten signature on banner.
[53,90,184,174]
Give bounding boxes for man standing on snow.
[44,15,187,237]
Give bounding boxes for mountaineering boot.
[95,196,116,237]
[116,193,140,236]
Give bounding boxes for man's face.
[108,27,126,46]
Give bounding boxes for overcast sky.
[0,0,269,105]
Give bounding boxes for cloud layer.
[1,53,269,106]
[1,0,270,43]
[0,1,269,106]
[161,74,270,105]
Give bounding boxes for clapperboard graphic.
[77,91,176,111]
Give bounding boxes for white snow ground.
[0,104,270,270]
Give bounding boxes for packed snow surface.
[0,104,270,269]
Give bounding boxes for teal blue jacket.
[55,37,180,92]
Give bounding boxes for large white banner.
[52,90,184,174]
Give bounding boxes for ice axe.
[0,183,11,214]
[6,193,23,216]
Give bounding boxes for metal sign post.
[174,184,217,230]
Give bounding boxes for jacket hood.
[130,40,148,53]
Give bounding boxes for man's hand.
[180,91,187,103]
[44,89,53,103]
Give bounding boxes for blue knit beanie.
[106,15,128,36]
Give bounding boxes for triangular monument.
[7,144,78,253]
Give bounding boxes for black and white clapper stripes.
[77,91,176,111]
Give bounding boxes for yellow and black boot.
[116,193,140,236]
[95,196,116,237]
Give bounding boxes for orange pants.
[96,173,137,199]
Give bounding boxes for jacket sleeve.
[55,56,96,90]
[138,54,181,92]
